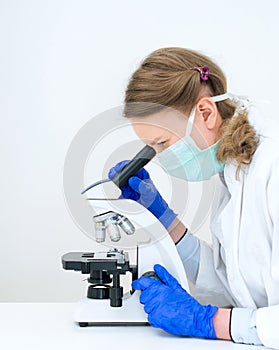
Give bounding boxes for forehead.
[130,108,187,141]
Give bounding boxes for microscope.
[62,145,189,327]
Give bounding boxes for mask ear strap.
[185,107,196,137]
[211,92,229,102]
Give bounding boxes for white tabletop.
[0,303,267,350]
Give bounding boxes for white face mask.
[157,93,229,182]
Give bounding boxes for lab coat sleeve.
[257,305,279,349]
[231,308,262,345]
[256,162,279,349]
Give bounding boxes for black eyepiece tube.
[111,145,156,189]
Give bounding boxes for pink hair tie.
[190,66,209,81]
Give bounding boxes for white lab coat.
[192,105,279,349]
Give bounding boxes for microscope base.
[74,292,148,327]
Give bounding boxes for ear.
[196,96,218,130]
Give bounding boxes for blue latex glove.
[132,264,218,338]
[108,160,177,229]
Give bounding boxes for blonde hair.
[124,47,259,175]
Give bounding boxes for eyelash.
[157,141,166,145]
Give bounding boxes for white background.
[0,0,278,302]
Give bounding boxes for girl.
[108,47,279,349]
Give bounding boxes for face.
[130,98,223,152]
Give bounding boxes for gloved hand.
[132,264,218,339]
[108,160,177,229]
